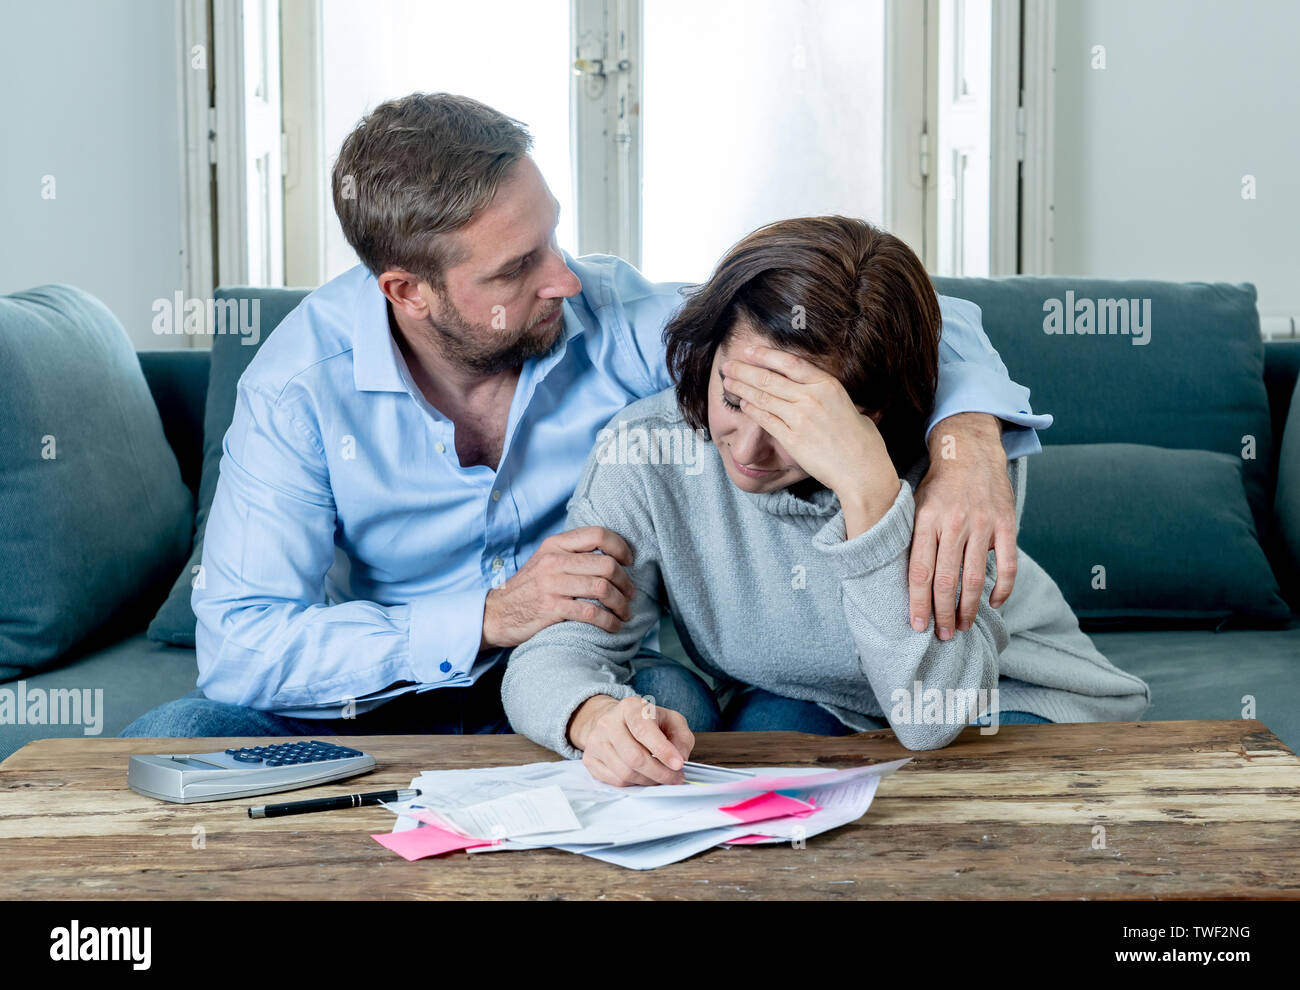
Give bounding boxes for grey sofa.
[2,277,1297,763]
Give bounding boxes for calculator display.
[170,757,228,770]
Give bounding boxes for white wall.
[0,0,185,349]
[1052,0,1300,323]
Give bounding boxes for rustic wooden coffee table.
[2,719,1298,900]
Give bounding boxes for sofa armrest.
[1265,339,1300,476]
[137,348,210,497]
[1274,372,1300,609]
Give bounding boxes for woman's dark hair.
[663,216,941,473]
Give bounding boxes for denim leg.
[627,650,723,733]
[119,689,332,738]
[461,659,514,734]
[724,687,853,735]
[122,660,517,740]
[974,710,1052,726]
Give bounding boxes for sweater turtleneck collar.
[736,452,931,518]
[742,481,841,517]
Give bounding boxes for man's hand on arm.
[909,412,1018,640]
[478,526,637,651]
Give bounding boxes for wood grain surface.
[2,720,1298,900]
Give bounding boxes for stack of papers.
[371,758,911,870]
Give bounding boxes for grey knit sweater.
[502,388,1150,757]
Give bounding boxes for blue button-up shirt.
[194,252,1053,715]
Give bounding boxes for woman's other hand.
[568,694,695,786]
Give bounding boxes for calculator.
[127,740,376,804]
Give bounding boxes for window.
[317,0,576,281]
[639,0,886,284]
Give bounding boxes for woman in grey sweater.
[502,217,1150,786]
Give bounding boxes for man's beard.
[425,295,564,376]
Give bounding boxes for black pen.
[248,788,422,819]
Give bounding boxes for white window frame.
[212,0,285,288]
[989,0,1020,275]
[280,0,327,287]
[571,0,642,264]
[176,0,216,337]
[1019,0,1056,274]
[882,0,931,257]
[894,0,1054,276]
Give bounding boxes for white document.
[383,786,581,840]
[382,758,911,869]
[558,825,753,870]
[563,774,886,868]
[441,785,582,839]
[618,760,912,799]
[727,775,882,841]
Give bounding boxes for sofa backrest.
[1264,338,1300,493]
[932,277,1280,540]
[136,281,1300,516]
[137,349,209,498]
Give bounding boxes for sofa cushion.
[147,287,310,646]
[0,631,199,762]
[931,278,1275,536]
[1089,617,1300,755]
[0,286,194,677]
[1019,442,1290,624]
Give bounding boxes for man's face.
[420,157,582,375]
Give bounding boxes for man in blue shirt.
[123,93,1050,741]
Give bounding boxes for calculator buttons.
[221,741,363,766]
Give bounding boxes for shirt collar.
[351,269,407,393]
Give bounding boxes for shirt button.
[491,490,501,502]
[434,442,446,454]
[492,557,504,571]
[439,660,452,673]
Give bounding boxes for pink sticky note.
[371,824,492,862]
[718,791,819,824]
[726,834,780,845]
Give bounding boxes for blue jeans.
[120,647,712,740]
[728,687,1050,732]
[619,657,1051,734]
[120,658,515,738]
[624,652,722,732]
